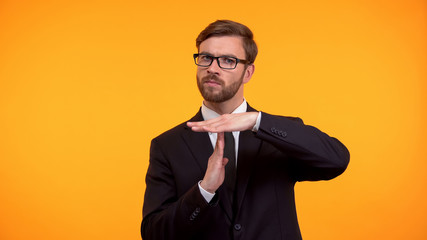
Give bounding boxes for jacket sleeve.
[141,137,219,240]
[255,112,350,181]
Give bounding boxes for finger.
[216,132,224,149]
[187,125,209,132]
[203,119,232,132]
[203,112,257,132]
[188,124,223,132]
[187,114,230,128]
[212,132,224,158]
[187,117,222,127]
[190,118,233,133]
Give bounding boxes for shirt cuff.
[198,181,215,203]
[252,111,262,132]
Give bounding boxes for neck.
[204,97,244,115]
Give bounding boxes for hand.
[187,112,258,133]
[200,132,229,194]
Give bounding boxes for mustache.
[201,74,224,85]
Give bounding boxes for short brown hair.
[196,20,258,64]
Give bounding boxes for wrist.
[251,111,262,132]
[200,180,216,194]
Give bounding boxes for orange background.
[1,0,426,239]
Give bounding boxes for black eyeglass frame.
[193,53,250,70]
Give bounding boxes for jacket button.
[234,224,241,231]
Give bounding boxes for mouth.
[202,75,223,87]
[204,79,222,87]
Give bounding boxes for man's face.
[196,36,248,103]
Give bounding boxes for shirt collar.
[201,99,247,121]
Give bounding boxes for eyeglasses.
[193,53,249,70]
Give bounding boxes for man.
[141,20,349,240]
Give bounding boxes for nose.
[207,58,221,74]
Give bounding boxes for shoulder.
[247,103,303,124]
[152,121,187,145]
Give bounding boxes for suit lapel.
[181,110,213,173]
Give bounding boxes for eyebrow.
[199,51,238,58]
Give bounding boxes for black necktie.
[224,132,236,198]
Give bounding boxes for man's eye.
[223,57,236,64]
[200,55,212,61]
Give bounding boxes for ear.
[242,64,255,84]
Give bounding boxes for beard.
[197,73,244,103]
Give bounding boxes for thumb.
[222,157,229,167]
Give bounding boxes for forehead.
[199,36,245,58]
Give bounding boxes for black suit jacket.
[141,105,350,240]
